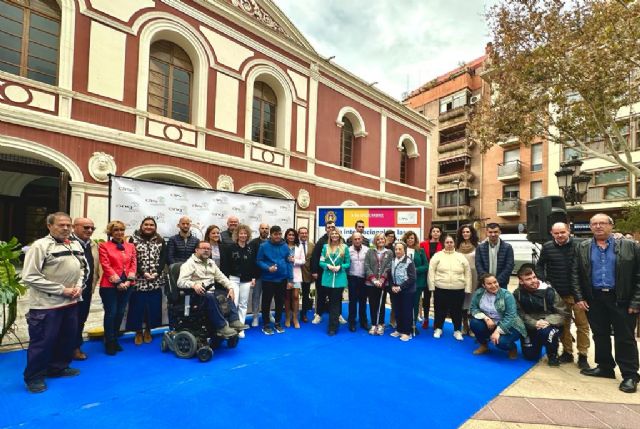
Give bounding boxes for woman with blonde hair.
[319,229,350,335]
[99,220,137,355]
[364,232,394,335]
[221,223,255,338]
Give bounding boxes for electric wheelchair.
[161,262,239,362]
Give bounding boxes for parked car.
[499,234,542,275]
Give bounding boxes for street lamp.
[452,178,461,230]
[554,156,592,205]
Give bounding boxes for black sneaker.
[274,323,285,334]
[558,352,574,364]
[25,379,47,393]
[114,341,123,352]
[548,354,560,367]
[349,322,356,332]
[262,326,274,335]
[47,367,80,378]
[577,355,590,370]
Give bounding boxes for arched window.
[252,81,277,146]
[400,143,409,184]
[0,0,61,85]
[148,40,193,123]
[340,116,354,168]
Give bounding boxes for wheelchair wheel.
[160,333,169,353]
[209,336,223,350]
[196,346,213,362]
[173,331,197,358]
[227,335,239,349]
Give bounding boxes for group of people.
[20,211,640,395]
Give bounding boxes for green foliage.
[0,237,26,304]
[616,201,640,234]
[0,237,26,345]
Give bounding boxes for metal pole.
[456,181,460,231]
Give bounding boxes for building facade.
[0,0,433,245]
[405,52,489,234]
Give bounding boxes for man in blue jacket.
[476,222,514,289]
[256,225,293,335]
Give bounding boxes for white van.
[499,234,542,275]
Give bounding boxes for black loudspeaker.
[526,196,568,244]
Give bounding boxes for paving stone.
[487,396,554,425]
[576,401,640,429]
[527,398,610,429]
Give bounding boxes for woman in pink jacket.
[99,220,137,355]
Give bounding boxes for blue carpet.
[0,307,534,429]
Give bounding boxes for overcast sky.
[274,0,494,100]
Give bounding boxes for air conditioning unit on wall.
[470,95,481,104]
[469,189,480,197]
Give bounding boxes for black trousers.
[347,275,368,325]
[587,290,640,380]
[301,281,313,313]
[327,287,345,331]
[315,284,329,315]
[390,290,414,335]
[522,326,562,360]
[261,280,286,327]
[75,285,93,349]
[422,288,432,318]
[433,288,465,331]
[367,287,387,326]
[24,305,78,382]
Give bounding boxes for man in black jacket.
[536,222,590,369]
[167,216,200,265]
[572,213,640,393]
[249,223,269,327]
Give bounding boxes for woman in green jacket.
[470,273,527,359]
[402,231,428,336]
[319,230,350,336]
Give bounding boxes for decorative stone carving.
[88,152,116,182]
[217,174,234,191]
[297,189,310,209]
[231,0,293,41]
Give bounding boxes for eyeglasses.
[83,226,96,231]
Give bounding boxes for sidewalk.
[462,278,640,429]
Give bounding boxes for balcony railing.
[497,160,521,181]
[497,198,521,217]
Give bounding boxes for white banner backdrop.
[109,176,296,239]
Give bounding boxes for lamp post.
[452,178,461,231]
[554,156,592,205]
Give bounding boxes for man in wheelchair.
[177,241,247,338]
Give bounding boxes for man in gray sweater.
[21,212,87,393]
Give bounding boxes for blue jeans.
[470,318,521,351]
[100,287,133,343]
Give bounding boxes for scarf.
[457,241,475,254]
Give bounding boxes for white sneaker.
[312,314,322,324]
[238,330,245,339]
[251,315,260,327]
[338,315,347,325]
[269,313,275,323]
[433,328,443,339]
[453,330,463,341]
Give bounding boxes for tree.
[616,200,640,234]
[469,0,640,178]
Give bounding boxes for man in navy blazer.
[476,222,515,289]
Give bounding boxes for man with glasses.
[572,213,640,393]
[21,212,87,393]
[177,241,247,338]
[70,218,101,361]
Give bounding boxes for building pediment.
[218,0,316,52]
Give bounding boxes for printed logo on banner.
[264,208,277,216]
[279,204,289,211]
[168,205,188,214]
[191,202,209,210]
[248,214,262,222]
[117,185,139,194]
[324,211,337,223]
[169,191,187,200]
[210,211,225,220]
[397,210,418,225]
[231,205,247,214]
[249,200,263,208]
[147,213,166,224]
[115,202,140,213]
[144,197,166,206]
[214,196,229,205]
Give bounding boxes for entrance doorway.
[0,154,69,245]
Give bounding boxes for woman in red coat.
[99,220,137,355]
[418,225,444,329]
